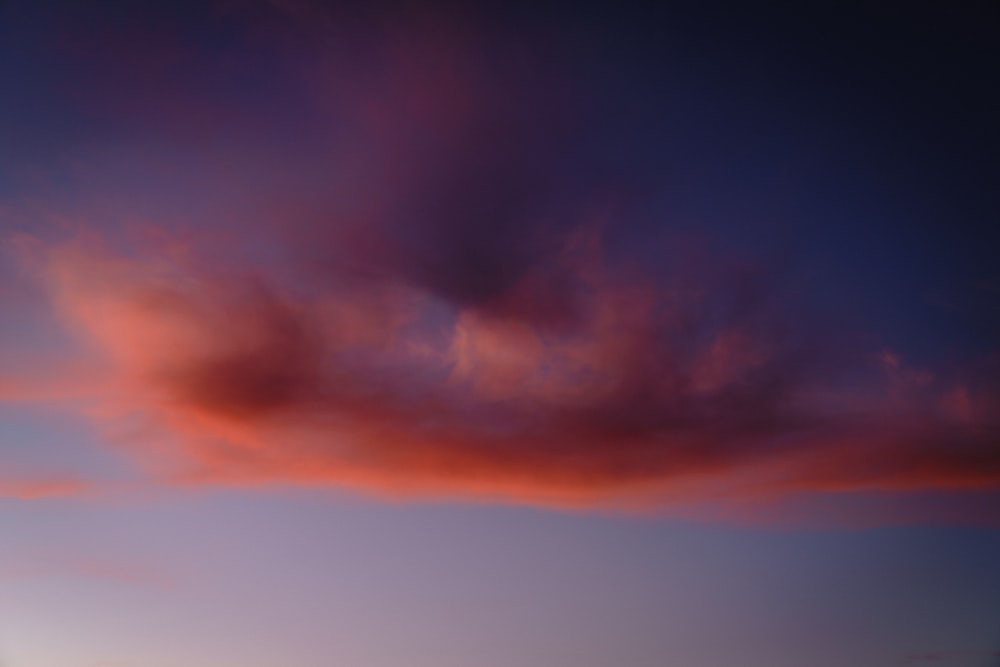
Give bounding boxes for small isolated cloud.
[0,477,90,500]
[0,555,171,588]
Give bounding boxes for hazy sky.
[2,2,999,666]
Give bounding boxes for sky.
[1,1,999,666]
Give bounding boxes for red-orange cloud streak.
[3,230,997,513]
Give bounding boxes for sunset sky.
[2,1,999,666]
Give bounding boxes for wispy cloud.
[0,477,90,500]
[0,555,171,587]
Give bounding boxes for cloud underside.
[2,228,996,513]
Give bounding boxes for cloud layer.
[4,223,996,512]
[1,0,998,516]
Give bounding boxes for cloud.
[0,477,90,500]
[0,555,169,587]
[1,2,998,520]
[3,224,996,515]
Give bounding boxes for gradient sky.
[2,1,1000,666]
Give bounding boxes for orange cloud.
[3,228,996,518]
[1,14,996,517]
[0,477,90,499]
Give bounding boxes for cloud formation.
[5,223,996,512]
[1,0,998,518]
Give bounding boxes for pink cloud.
[0,477,90,500]
[2,226,996,518]
[0,555,170,587]
[1,5,997,521]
